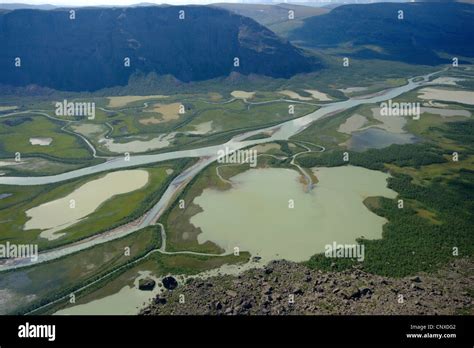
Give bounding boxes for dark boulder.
[138,278,156,291]
[162,276,178,290]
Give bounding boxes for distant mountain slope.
[0,6,319,92]
[0,3,57,11]
[213,3,329,37]
[289,2,474,65]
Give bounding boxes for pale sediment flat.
[304,89,332,101]
[0,158,77,173]
[417,88,474,105]
[428,77,464,86]
[0,160,21,167]
[0,106,18,112]
[141,102,182,124]
[29,137,53,146]
[350,105,469,138]
[71,123,107,137]
[208,92,223,101]
[337,114,368,134]
[338,87,368,95]
[186,121,214,135]
[106,95,168,108]
[100,133,176,153]
[423,100,450,108]
[24,170,149,240]
[231,91,256,99]
[138,117,163,125]
[371,107,407,133]
[277,90,312,101]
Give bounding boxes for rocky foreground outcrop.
[140,259,473,315]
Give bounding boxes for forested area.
[307,171,474,276]
[304,122,474,276]
[297,143,447,171]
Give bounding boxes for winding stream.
[0,71,442,272]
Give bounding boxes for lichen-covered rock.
[140,259,473,316]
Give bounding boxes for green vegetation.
[148,251,250,276]
[0,159,192,250]
[0,114,92,160]
[242,133,272,141]
[188,99,314,127]
[305,121,474,277]
[0,57,472,316]
[291,109,351,151]
[161,141,304,255]
[162,162,235,254]
[45,250,250,315]
[169,99,317,150]
[1,215,250,315]
[440,120,474,152]
[17,95,318,157]
[0,157,100,177]
[1,225,161,315]
[296,143,447,171]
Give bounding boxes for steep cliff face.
[0,6,319,92]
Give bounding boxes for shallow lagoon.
[0,193,12,200]
[191,166,397,262]
[348,127,418,151]
[100,134,176,153]
[54,271,162,315]
[24,170,149,240]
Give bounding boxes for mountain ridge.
[0,6,319,92]
[289,2,474,65]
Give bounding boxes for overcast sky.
[1,0,245,5]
